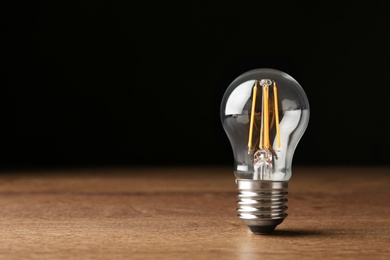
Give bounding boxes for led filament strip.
[247,80,281,154]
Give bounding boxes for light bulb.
[220,68,309,234]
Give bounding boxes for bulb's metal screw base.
[236,180,288,234]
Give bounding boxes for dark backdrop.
[1,1,389,170]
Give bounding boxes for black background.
[1,1,389,170]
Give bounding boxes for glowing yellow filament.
[273,82,281,148]
[259,103,263,150]
[262,84,270,149]
[248,81,258,151]
[249,79,280,153]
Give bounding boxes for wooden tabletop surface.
[0,166,389,259]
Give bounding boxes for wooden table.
[0,166,389,259]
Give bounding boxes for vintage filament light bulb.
[220,68,309,234]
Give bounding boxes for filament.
[248,79,281,153]
[259,87,264,149]
[262,84,270,149]
[248,81,258,152]
[273,82,281,148]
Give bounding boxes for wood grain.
[0,166,389,259]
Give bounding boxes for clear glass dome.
[220,68,309,180]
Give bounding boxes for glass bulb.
[220,68,310,234]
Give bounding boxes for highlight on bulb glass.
[220,68,309,234]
